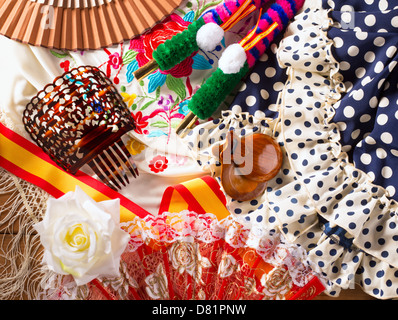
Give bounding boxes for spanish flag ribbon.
[159,175,230,219]
[0,122,151,221]
[0,122,230,222]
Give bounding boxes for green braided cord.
[153,18,206,71]
[188,62,250,120]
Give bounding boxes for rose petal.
[35,186,131,286]
[97,198,121,223]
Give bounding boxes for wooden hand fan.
[0,0,182,51]
[39,211,325,300]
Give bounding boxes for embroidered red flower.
[100,44,124,84]
[108,52,122,69]
[131,111,149,135]
[60,60,70,72]
[149,155,168,173]
[129,14,195,78]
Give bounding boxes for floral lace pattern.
[37,211,322,300]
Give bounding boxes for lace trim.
[0,113,50,299]
[121,211,318,288]
[0,162,50,299]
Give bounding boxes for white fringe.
[0,169,50,299]
[0,110,53,299]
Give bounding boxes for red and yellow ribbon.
[0,122,150,221]
[0,122,230,222]
[159,175,230,219]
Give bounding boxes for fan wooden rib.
[0,0,183,51]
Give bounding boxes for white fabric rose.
[34,186,130,286]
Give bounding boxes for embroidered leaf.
[155,86,161,99]
[150,121,169,128]
[172,97,180,110]
[176,8,186,15]
[139,99,156,111]
[131,103,138,111]
[148,72,167,93]
[122,50,138,65]
[50,50,71,59]
[192,54,213,70]
[183,10,195,23]
[147,130,168,137]
[126,60,139,83]
[166,74,186,100]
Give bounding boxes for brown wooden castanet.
[219,131,283,201]
[236,132,283,182]
[220,161,268,201]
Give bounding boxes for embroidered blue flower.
[178,99,190,116]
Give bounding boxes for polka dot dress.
[183,0,398,299]
[324,0,398,201]
[230,33,287,119]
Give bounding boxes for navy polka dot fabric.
[229,32,287,119]
[231,0,398,202]
[324,0,398,201]
[184,1,398,299]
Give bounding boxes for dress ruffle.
[182,0,398,299]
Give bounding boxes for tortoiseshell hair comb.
[23,66,138,190]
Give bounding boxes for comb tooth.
[110,141,136,178]
[116,147,137,178]
[100,150,127,187]
[103,148,129,186]
[96,157,121,191]
[96,154,122,190]
[116,140,139,177]
[88,159,117,191]
[107,144,132,182]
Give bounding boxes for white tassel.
[218,43,247,74]
[196,23,225,52]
